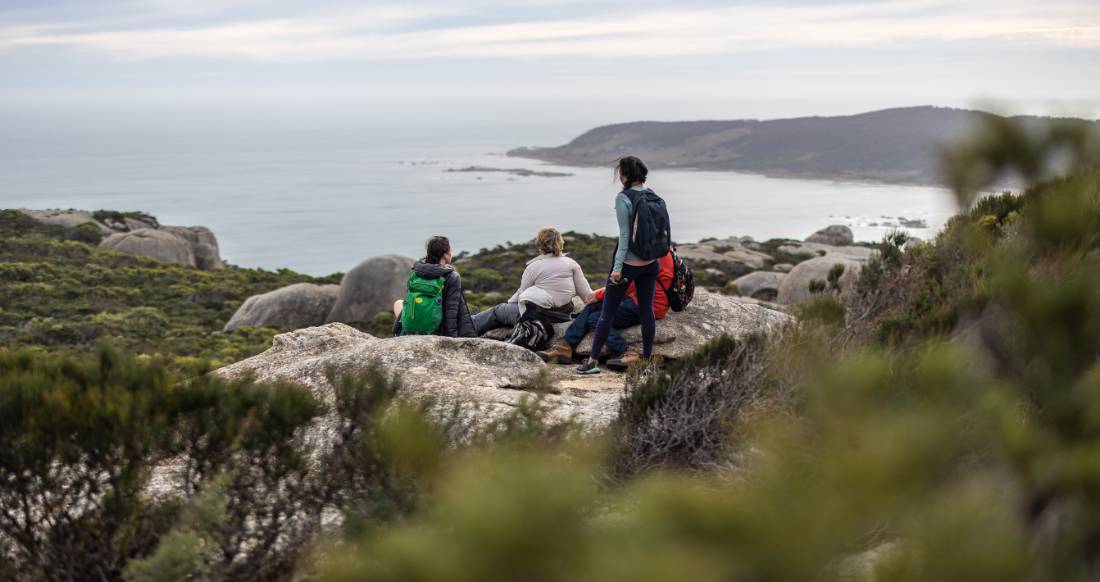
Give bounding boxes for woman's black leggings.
[589,261,659,359]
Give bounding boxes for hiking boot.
[536,340,574,364]
[605,348,643,372]
[575,360,601,375]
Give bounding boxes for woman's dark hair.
[615,156,648,188]
[423,235,451,264]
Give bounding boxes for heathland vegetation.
[3,115,1100,580]
[0,209,341,369]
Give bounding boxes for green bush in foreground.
[0,346,580,581]
[322,343,1031,582]
[0,347,323,581]
[0,348,469,582]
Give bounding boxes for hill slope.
[508,106,1098,185]
[0,210,341,367]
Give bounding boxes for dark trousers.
[590,261,658,359]
[562,300,641,357]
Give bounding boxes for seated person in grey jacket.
[392,235,477,337]
[473,227,596,335]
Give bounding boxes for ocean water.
[0,118,958,276]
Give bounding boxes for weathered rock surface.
[162,225,224,269]
[123,216,159,231]
[805,224,854,246]
[485,288,793,359]
[217,324,622,433]
[99,229,196,267]
[731,271,787,301]
[676,238,775,277]
[327,255,415,324]
[224,283,341,332]
[776,256,863,305]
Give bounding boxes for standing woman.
[577,156,671,374]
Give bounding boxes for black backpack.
[660,249,695,313]
[506,320,552,352]
[625,188,672,260]
[505,303,559,352]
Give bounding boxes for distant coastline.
[445,166,573,178]
[508,106,1099,187]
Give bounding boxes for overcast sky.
[1,0,1097,123]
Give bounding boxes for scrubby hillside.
[0,210,340,367]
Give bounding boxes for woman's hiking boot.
[605,347,642,372]
[537,340,574,364]
[575,360,601,375]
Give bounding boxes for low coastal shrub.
[612,334,772,477]
[0,210,341,368]
[0,346,588,581]
[0,347,320,580]
[0,348,468,581]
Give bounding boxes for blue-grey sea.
[0,113,957,276]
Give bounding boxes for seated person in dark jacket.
[536,251,674,368]
[392,235,476,338]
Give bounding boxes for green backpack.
[400,272,446,335]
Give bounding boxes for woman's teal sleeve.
[613,193,631,273]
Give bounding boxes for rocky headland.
[508,106,1099,185]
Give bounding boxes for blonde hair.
[535,227,565,256]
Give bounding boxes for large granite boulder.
[224,283,341,332]
[731,271,787,301]
[216,324,622,432]
[806,225,854,246]
[484,288,793,359]
[776,256,863,305]
[327,255,415,324]
[162,225,224,269]
[99,229,196,267]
